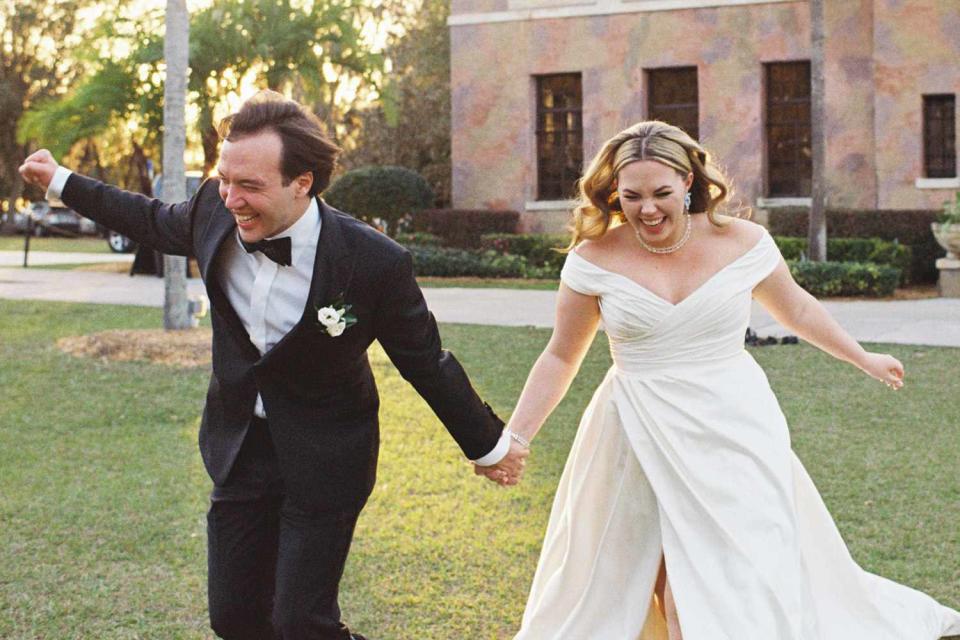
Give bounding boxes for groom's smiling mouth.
[233,212,259,229]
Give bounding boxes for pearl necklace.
[635,213,692,254]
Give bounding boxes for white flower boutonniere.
[317,294,357,337]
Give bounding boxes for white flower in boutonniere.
[317,307,341,327]
[316,294,357,337]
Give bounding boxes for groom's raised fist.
[19,149,59,191]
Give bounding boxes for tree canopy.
[15,0,394,193]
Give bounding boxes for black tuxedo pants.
[207,418,360,640]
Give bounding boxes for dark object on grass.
[745,328,798,347]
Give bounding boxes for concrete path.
[0,267,958,347]
[422,287,960,348]
[0,250,133,267]
[0,267,202,307]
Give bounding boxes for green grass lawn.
[417,276,559,290]
[0,236,111,253]
[1,299,958,638]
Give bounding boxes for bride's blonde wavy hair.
[567,121,742,250]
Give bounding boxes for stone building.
[448,0,959,231]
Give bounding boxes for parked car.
[23,200,97,237]
[12,208,32,234]
[106,171,205,253]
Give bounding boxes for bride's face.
[616,160,693,248]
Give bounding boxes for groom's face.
[216,130,313,242]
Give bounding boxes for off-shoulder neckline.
[569,230,771,307]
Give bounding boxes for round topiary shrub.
[324,165,434,235]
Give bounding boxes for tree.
[0,0,98,222]
[808,0,827,261]
[187,0,388,173]
[343,0,452,205]
[17,53,165,195]
[163,0,191,330]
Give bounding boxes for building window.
[536,74,583,201]
[647,67,699,141]
[923,95,956,178]
[765,61,811,197]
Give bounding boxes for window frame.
[764,60,812,198]
[646,66,700,142]
[923,94,957,179]
[535,73,584,201]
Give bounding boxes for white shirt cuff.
[46,166,73,202]
[472,429,511,466]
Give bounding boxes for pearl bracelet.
[507,429,531,449]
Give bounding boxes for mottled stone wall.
[450,0,959,228]
[822,0,878,209]
[873,0,960,209]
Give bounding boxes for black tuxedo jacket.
[60,174,504,511]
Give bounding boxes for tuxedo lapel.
[302,200,356,323]
[256,200,357,364]
[199,202,259,357]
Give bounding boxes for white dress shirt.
[47,166,510,465]
[216,197,320,417]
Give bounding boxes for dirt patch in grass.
[73,262,133,273]
[57,328,213,368]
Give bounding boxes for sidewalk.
[0,250,133,267]
[0,267,958,347]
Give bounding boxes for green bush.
[325,166,434,235]
[411,238,900,295]
[480,233,568,274]
[774,237,913,284]
[411,209,519,248]
[767,208,942,283]
[787,260,900,297]
[408,246,556,279]
[395,232,443,247]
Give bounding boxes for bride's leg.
[663,573,683,640]
[655,554,684,640]
[654,556,667,614]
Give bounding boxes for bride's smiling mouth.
[640,216,666,227]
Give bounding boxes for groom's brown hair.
[217,90,341,197]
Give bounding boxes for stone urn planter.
[932,223,960,259]
[933,223,960,297]
[933,192,960,297]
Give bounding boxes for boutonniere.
[316,294,357,337]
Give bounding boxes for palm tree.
[808,0,827,261]
[163,0,191,329]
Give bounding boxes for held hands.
[18,149,60,191]
[860,352,905,390]
[474,439,529,487]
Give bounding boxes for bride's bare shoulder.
[708,215,766,249]
[573,225,628,262]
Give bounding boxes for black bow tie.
[241,236,292,267]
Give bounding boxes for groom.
[19,90,528,639]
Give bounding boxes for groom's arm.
[374,251,519,467]
[21,151,201,256]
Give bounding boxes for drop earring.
[684,191,692,212]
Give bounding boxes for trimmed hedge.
[325,166,434,235]
[410,247,900,296]
[395,232,443,247]
[408,246,554,279]
[411,209,519,248]
[787,261,900,297]
[767,208,943,283]
[480,233,568,275]
[774,237,913,284]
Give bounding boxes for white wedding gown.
[515,230,960,640]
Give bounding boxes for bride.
[488,121,960,639]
